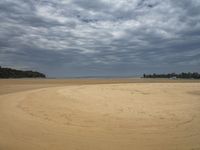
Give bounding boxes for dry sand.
[0,79,200,150]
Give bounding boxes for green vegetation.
[0,66,46,78]
[143,72,200,79]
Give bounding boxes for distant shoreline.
[0,66,46,78]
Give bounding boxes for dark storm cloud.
[0,0,200,77]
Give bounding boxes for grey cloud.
[73,0,109,11]
[0,0,200,77]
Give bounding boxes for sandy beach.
[0,79,200,150]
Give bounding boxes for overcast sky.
[0,0,200,77]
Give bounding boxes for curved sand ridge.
[0,83,200,150]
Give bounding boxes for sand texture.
[0,80,200,150]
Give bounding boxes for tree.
[142,72,200,79]
[0,67,46,78]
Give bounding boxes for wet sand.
[0,79,200,150]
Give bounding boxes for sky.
[0,0,200,77]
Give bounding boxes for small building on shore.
[170,76,177,79]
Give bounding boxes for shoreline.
[0,78,200,95]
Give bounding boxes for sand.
[0,79,200,150]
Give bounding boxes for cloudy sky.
[0,0,200,77]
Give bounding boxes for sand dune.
[0,81,200,150]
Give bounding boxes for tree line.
[143,72,200,79]
[0,66,46,78]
